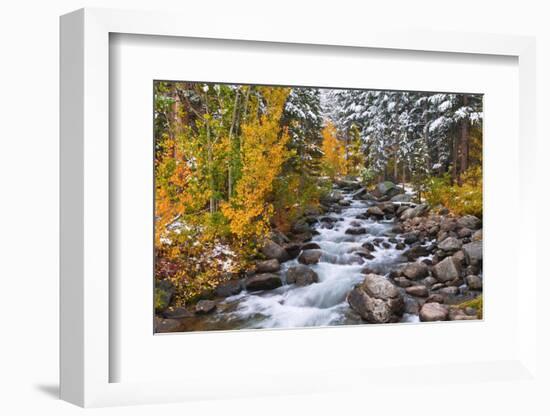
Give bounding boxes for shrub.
[424,166,482,217]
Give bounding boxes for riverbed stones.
[462,241,482,267]
[347,274,404,324]
[466,274,483,290]
[291,219,311,234]
[433,256,461,283]
[405,285,429,297]
[195,300,217,314]
[261,239,290,262]
[390,193,413,203]
[345,227,367,235]
[245,273,283,291]
[286,265,319,286]
[419,302,449,322]
[298,249,323,265]
[400,204,429,220]
[402,231,419,244]
[457,215,482,230]
[438,236,462,252]
[154,317,184,333]
[402,262,429,280]
[255,259,280,273]
[425,293,445,304]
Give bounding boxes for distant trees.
[324,89,482,192]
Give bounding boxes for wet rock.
[195,300,216,314]
[352,249,375,260]
[270,230,290,246]
[403,296,420,314]
[431,283,445,291]
[402,262,429,280]
[457,215,482,230]
[403,232,419,244]
[298,249,323,265]
[422,276,438,287]
[438,237,463,252]
[395,242,406,250]
[286,265,319,286]
[405,285,429,297]
[320,216,338,223]
[420,302,449,322]
[245,273,283,291]
[301,242,321,251]
[214,280,243,297]
[261,239,290,262]
[375,181,397,196]
[466,275,483,290]
[334,178,362,190]
[433,256,461,283]
[339,199,351,206]
[256,259,280,273]
[362,242,376,251]
[462,241,482,267]
[283,244,301,259]
[163,307,194,319]
[382,242,391,249]
[303,216,319,225]
[347,274,404,323]
[345,227,367,235]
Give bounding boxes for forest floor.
[155,178,483,333]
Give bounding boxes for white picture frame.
[60,7,541,408]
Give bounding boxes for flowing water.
[183,189,422,332]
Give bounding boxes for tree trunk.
[227,89,240,199]
[450,130,458,186]
[458,95,470,186]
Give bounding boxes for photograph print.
[154,81,483,333]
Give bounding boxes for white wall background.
[0,0,548,414]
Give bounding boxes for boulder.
[438,237,463,252]
[367,206,385,217]
[419,302,449,322]
[425,293,445,304]
[402,232,420,245]
[457,228,472,238]
[376,181,397,196]
[402,262,429,280]
[261,239,290,262]
[433,256,461,283]
[286,265,319,286]
[405,285,429,297]
[347,274,404,323]
[394,276,413,288]
[283,243,301,259]
[472,229,483,242]
[214,280,243,297]
[321,190,343,204]
[301,242,321,251]
[298,249,323,265]
[291,219,311,234]
[195,300,216,314]
[457,215,482,230]
[390,193,413,203]
[245,273,283,291]
[154,317,184,333]
[400,204,429,220]
[362,242,376,251]
[404,245,430,260]
[256,259,280,273]
[345,227,367,235]
[462,241,483,267]
[439,286,459,296]
[334,178,362,190]
[466,274,483,290]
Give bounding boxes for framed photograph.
[61,7,540,408]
